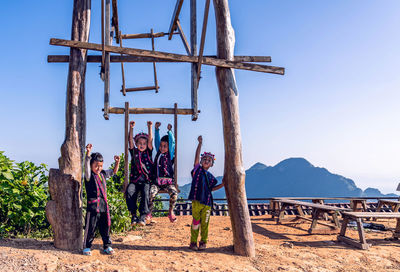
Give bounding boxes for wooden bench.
[338,212,400,249]
[274,199,351,234]
[375,199,400,213]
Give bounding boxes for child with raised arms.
[147,122,178,223]
[126,121,154,226]
[188,136,224,251]
[83,143,120,255]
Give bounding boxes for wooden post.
[119,31,126,96]
[197,0,210,84]
[213,0,255,257]
[174,103,178,188]
[190,0,198,121]
[124,102,129,192]
[151,29,159,93]
[104,0,111,119]
[46,0,91,251]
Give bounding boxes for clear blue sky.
[1,1,399,193]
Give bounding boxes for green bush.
[0,152,50,238]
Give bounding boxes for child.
[148,122,178,223]
[126,121,154,226]
[83,143,120,255]
[188,136,224,251]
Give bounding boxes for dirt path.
[1,215,400,271]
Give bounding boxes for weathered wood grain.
[213,0,255,257]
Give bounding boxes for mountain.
[178,158,397,199]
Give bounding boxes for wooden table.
[274,199,351,234]
[338,212,400,249]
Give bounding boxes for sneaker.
[103,247,114,255]
[131,216,139,226]
[82,248,91,255]
[138,215,147,226]
[189,242,198,251]
[198,241,207,251]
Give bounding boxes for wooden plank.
[123,102,129,193]
[295,216,338,229]
[190,0,198,121]
[151,29,159,93]
[121,32,178,39]
[123,86,157,92]
[50,39,285,74]
[112,0,120,43]
[342,212,400,218]
[108,107,195,115]
[101,0,105,69]
[119,31,126,96]
[48,55,272,63]
[337,235,371,250]
[276,199,350,211]
[197,0,210,84]
[168,0,185,40]
[103,0,111,120]
[176,19,191,55]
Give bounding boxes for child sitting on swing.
[125,121,154,226]
[83,143,120,255]
[147,122,178,223]
[188,136,224,251]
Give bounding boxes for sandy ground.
[1,215,400,272]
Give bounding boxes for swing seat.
[122,86,158,92]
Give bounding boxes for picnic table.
[338,212,400,249]
[273,198,351,234]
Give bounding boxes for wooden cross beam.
[168,0,185,40]
[107,107,197,115]
[197,0,210,84]
[48,55,272,63]
[176,19,191,55]
[50,38,285,74]
[111,0,120,43]
[121,31,179,39]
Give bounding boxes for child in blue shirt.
[147,122,178,223]
[188,136,224,251]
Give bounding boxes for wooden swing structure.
[46,0,284,257]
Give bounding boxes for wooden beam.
[103,0,111,120]
[151,29,159,93]
[197,0,210,84]
[121,32,178,39]
[174,103,178,188]
[124,102,129,193]
[168,0,185,40]
[50,39,285,74]
[48,55,272,63]
[108,107,196,115]
[190,0,198,121]
[176,19,191,55]
[123,86,157,92]
[101,0,105,69]
[119,31,126,96]
[112,0,120,43]
[214,0,255,257]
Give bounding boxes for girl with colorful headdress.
[147,122,178,223]
[188,136,224,251]
[125,121,154,226]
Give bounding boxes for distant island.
[178,158,397,199]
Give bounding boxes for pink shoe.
[168,212,177,223]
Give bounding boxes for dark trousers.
[126,182,150,218]
[83,210,112,249]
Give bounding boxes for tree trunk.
[46,0,91,250]
[213,0,255,257]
